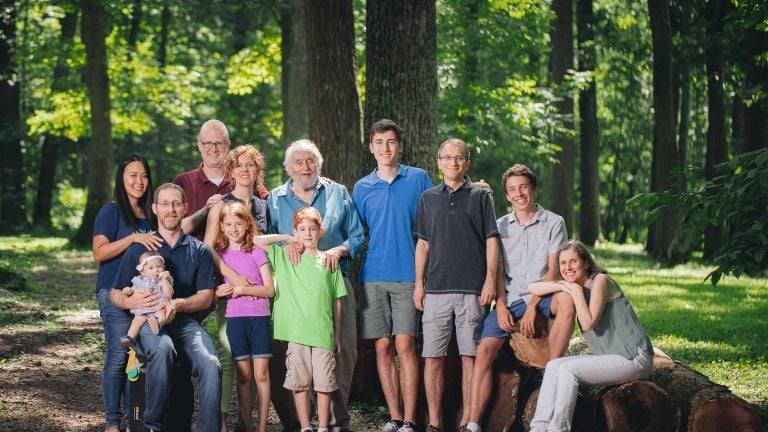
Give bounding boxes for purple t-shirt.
[220,246,271,318]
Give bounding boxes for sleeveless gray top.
[581,275,653,360]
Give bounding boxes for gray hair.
[283,139,324,174]
[198,119,229,140]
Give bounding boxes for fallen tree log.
[650,352,760,432]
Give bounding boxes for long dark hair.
[114,154,156,229]
[554,241,606,282]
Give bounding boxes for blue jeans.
[97,288,133,427]
[137,314,222,432]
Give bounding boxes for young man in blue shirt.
[353,119,433,432]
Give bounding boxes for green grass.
[593,242,768,425]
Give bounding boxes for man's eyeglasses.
[200,141,227,150]
[156,201,184,209]
[439,154,467,163]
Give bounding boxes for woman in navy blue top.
[92,154,161,432]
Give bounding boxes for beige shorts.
[283,342,338,393]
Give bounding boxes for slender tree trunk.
[647,0,685,264]
[34,11,78,229]
[577,0,600,245]
[127,0,142,52]
[677,65,690,179]
[280,0,308,145]
[0,1,26,232]
[547,0,575,235]
[157,1,170,69]
[703,0,728,260]
[305,0,362,189]
[732,95,745,154]
[364,0,437,179]
[743,28,768,153]
[73,0,114,246]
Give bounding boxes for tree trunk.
[677,65,690,179]
[364,0,437,179]
[304,0,362,189]
[157,0,170,69]
[703,0,728,260]
[73,0,114,246]
[731,95,744,155]
[0,1,26,232]
[279,0,308,145]
[743,28,768,153]
[34,10,78,229]
[577,0,600,246]
[651,355,760,432]
[595,380,680,431]
[547,0,575,235]
[127,0,142,52]
[647,0,684,264]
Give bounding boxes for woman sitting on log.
[527,241,653,432]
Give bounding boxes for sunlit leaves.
[226,32,281,96]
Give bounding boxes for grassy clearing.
[0,236,766,427]
[593,242,768,425]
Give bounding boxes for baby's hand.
[160,271,171,281]
[122,287,135,296]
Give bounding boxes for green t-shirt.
[268,245,347,350]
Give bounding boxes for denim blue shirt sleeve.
[267,179,363,273]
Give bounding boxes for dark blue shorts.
[480,296,555,339]
[226,316,272,360]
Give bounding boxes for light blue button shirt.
[267,178,364,273]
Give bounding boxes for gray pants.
[328,277,358,431]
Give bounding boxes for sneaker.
[425,426,442,432]
[383,421,402,432]
[397,422,417,432]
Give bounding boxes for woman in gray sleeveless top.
[527,241,653,432]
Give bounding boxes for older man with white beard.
[266,139,364,432]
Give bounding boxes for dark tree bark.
[304,0,362,189]
[677,64,690,178]
[127,0,142,52]
[647,0,685,264]
[703,0,728,260]
[546,0,575,235]
[364,0,437,179]
[33,10,78,229]
[577,0,600,246]
[73,0,114,246]
[279,0,308,145]
[0,1,26,232]
[157,0,170,69]
[743,28,768,153]
[731,95,744,154]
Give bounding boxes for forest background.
[0,0,767,430]
[0,0,767,280]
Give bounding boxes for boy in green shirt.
[254,207,347,432]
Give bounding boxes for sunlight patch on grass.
[692,359,768,403]
[0,236,69,252]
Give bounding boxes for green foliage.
[630,149,768,284]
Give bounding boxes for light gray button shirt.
[498,204,567,306]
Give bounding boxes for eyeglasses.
[439,154,467,163]
[156,201,184,209]
[200,141,228,150]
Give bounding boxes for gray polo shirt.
[498,204,566,305]
[414,177,499,295]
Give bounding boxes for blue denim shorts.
[225,316,272,360]
[480,295,554,339]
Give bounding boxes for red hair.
[293,207,323,229]
[214,201,259,253]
